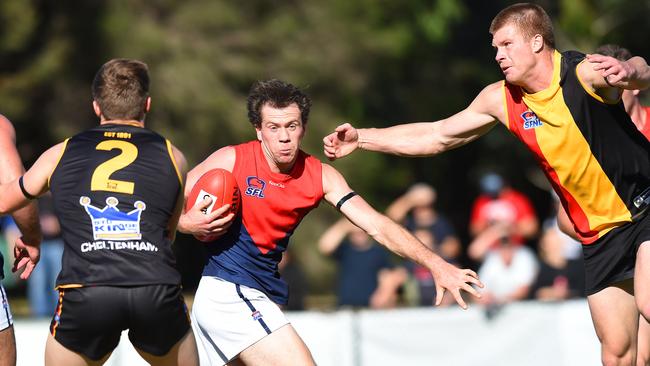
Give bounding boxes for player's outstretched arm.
[585,54,650,91]
[177,146,236,237]
[322,164,483,309]
[323,84,502,160]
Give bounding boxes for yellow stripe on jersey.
[166,139,183,187]
[521,51,630,237]
[47,138,70,188]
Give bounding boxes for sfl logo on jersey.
[521,110,543,130]
[245,176,266,198]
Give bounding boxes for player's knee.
[601,342,635,366]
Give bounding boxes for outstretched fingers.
[435,269,484,310]
[464,269,484,288]
[439,284,469,310]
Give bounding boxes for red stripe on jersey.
[504,83,598,243]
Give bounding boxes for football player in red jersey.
[179,79,483,366]
[0,114,41,366]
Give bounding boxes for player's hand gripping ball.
[185,168,241,242]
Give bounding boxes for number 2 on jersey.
[91,140,138,194]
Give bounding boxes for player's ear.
[92,101,102,118]
[255,125,262,141]
[532,34,544,53]
[144,97,151,113]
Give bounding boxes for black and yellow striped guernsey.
[49,123,183,287]
[503,50,650,244]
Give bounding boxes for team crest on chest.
[80,196,146,240]
[245,176,266,198]
[521,110,543,130]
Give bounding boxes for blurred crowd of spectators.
[302,172,586,313]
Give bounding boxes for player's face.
[492,24,536,85]
[256,103,305,173]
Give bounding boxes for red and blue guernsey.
[203,140,324,304]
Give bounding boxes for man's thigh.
[635,241,650,318]
[588,281,638,357]
[237,324,314,366]
[0,326,16,366]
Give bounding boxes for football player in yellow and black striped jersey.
[0,59,198,366]
[323,3,650,365]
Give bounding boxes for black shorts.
[582,213,650,295]
[50,284,190,361]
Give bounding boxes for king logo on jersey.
[245,176,266,198]
[80,196,146,240]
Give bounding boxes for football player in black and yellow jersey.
[324,3,650,365]
[0,59,198,366]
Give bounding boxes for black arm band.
[336,191,357,210]
[18,176,36,200]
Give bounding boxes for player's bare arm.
[323,82,503,160]
[583,54,650,93]
[0,116,41,246]
[0,143,64,215]
[321,163,483,309]
[0,131,62,278]
[177,145,236,236]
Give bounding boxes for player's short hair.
[490,3,555,49]
[247,79,311,127]
[595,44,632,61]
[92,59,150,121]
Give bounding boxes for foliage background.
[1,0,648,302]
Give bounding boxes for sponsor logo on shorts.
[252,310,263,321]
[521,110,543,130]
[80,196,146,240]
[245,177,266,198]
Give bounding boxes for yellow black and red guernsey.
[503,50,650,244]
